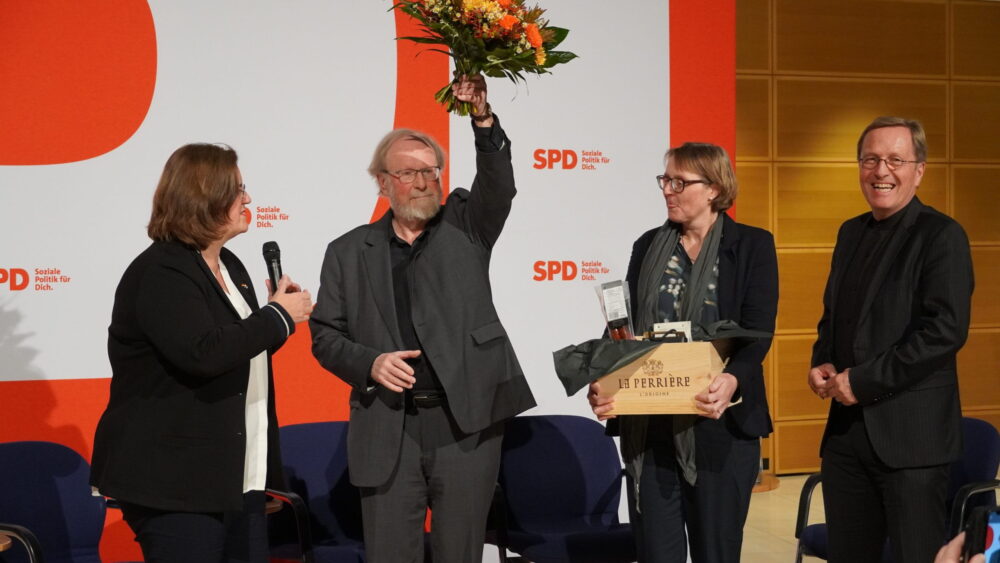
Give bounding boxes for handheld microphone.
[262,241,282,294]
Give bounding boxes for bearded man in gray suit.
[310,74,535,563]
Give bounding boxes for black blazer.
[91,240,294,512]
[612,213,778,458]
[310,136,536,488]
[812,197,973,468]
[626,214,778,450]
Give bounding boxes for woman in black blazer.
[90,144,313,563]
[589,143,778,563]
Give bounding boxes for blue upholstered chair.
[0,524,44,563]
[946,418,1000,536]
[267,421,365,563]
[489,415,636,563]
[0,441,107,563]
[794,417,1000,563]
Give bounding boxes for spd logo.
[533,260,578,281]
[532,149,578,170]
[0,268,29,291]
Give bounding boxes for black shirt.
[389,229,443,392]
[832,201,909,372]
[828,200,910,427]
[386,118,508,393]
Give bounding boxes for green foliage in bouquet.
[392,0,578,115]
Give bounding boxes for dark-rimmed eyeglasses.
[656,175,711,193]
[384,167,441,184]
[858,156,920,170]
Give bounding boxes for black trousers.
[359,401,503,563]
[120,490,268,563]
[626,425,759,563]
[821,412,949,563]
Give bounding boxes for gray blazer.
[812,197,974,468]
[310,136,536,488]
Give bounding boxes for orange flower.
[498,14,518,30]
[497,0,512,7]
[525,23,543,48]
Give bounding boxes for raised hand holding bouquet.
[393,0,577,115]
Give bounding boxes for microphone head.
[262,241,281,260]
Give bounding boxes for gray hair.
[856,116,928,162]
[367,128,446,185]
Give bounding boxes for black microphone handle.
[267,259,283,293]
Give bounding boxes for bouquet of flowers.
[393,0,577,115]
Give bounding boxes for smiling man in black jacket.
[809,116,974,563]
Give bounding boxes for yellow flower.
[534,46,546,65]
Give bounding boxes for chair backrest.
[0,441,105,563]
[274,421,363,546]
[499,415,624,531]
[949,417,1000,511]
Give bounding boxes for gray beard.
[393,198,441,223]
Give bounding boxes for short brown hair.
[665,142,738,212]
[147,144,241,249]
[367,128,446,186]
[856,116,928,162]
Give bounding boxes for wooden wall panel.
[970,247,1000,328]
[954,83,1000,162]
[775,0,946,76]
[736,0,770,72]
[736,76,770,159]
[776,250,831,332]
[775,164,869,245]
[774,420,824,474]
[953,2,1000,78]
[774,336,829,420]
[773,165,947,246]
[915,167,948,212]
[958,330,1000,409]
[737,0,999,475]
[775,79,947,161]
[735,163,771,231]
[954,167,1000,243]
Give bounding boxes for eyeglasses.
[656,175,711,193]
[384,167,441,184]
[237,183,246,193]
[858,156,920,170]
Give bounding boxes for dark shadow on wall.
[0,299,88,456]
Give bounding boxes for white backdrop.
[0,2,692,560]
[1,1,670,424]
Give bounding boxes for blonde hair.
[665,142,738,212]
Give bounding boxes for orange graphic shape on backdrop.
[273,5,449,428]
[0,0,157,165]
[670,0,736,216]
[368,6,451,223]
